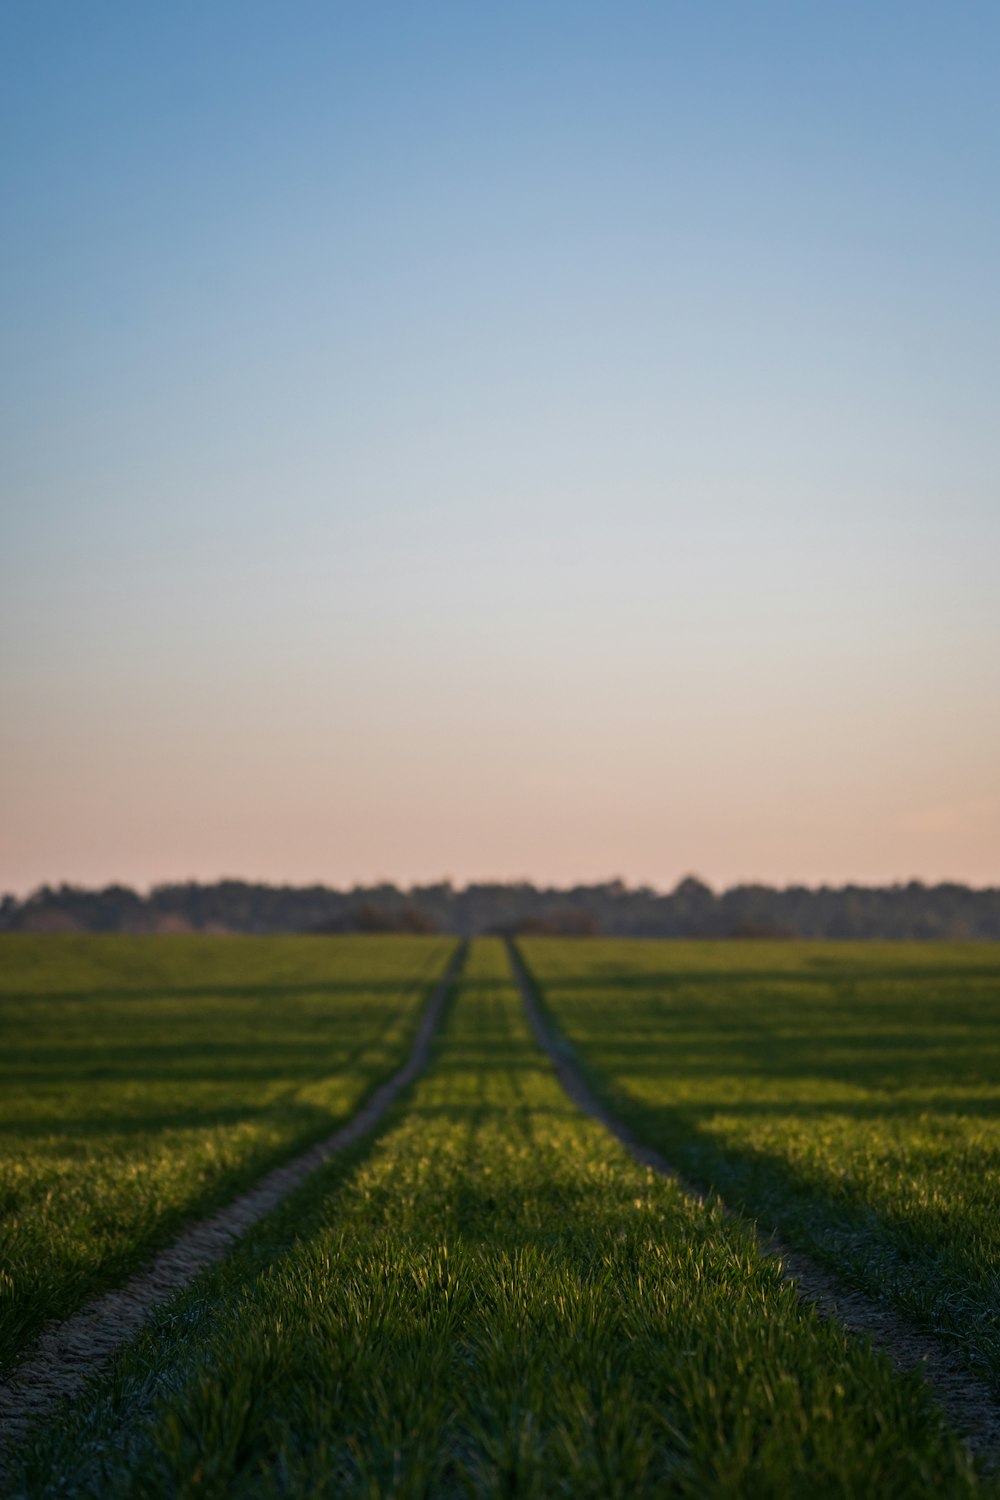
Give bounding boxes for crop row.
[0,933,451,1375]
[11,938,986,1497]
[519,936,1000,1391]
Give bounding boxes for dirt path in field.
[0,943,465,1470]
[507,940,1000,1468]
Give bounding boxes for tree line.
[2,875,999,939]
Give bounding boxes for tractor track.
[0,944,465,1471]
[506,939,1000,1468]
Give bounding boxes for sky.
[2,1,999,897]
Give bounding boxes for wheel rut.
[0,943,465,1469]
[506,940,1000,1468]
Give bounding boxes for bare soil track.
[507,939,1000,1468]
[0,944,465,1469]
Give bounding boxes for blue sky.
[2,1,998,893]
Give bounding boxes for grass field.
[519,938,1000,1390]
[10,938,987,1498]
[3,934,999,1496]
[0,934,451,1376]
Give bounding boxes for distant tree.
[350,903,437,934]
[4,876,1000,940]
[514,909,600,938]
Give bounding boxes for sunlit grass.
[520,937,1000,1387]
[14,940,988,1498]
[0,934,451,1373]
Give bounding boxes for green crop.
[12,939,988,1498]
[518,937,1000,1390]
[0,934,452,1374]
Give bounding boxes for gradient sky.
[3,1,999,896]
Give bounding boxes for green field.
[519,938,1000,1389]
[0,934,451,1375]
[2,935,999,1496]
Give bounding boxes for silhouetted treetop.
[2,876,999,940]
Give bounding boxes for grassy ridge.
[519,938,1000,1387]
[0,934,451,1374]
[15,939,987,1497]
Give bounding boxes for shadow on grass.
[523,963,1000,988]
[0,977,440,1007]
[514,945,1000,1387]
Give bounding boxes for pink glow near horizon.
[3,576,998,896]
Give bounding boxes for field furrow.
[517,938,1000,1395]
[0,935,453,1375]
[508,938,1000,1462]
[9,939,989,1498]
